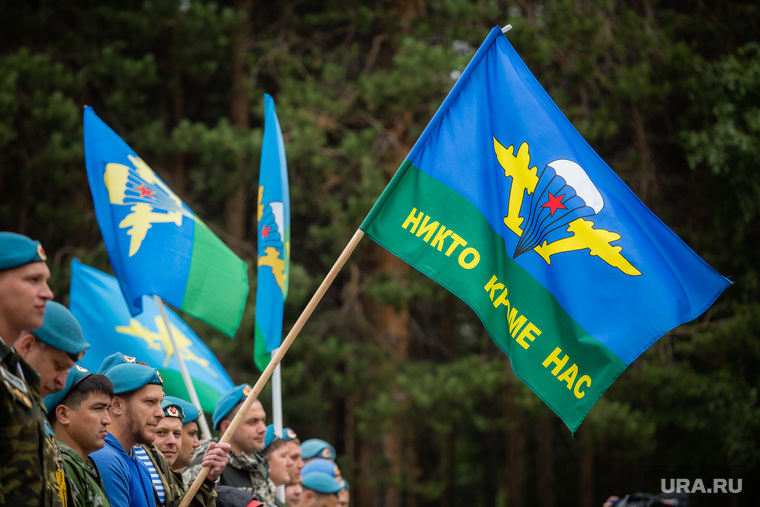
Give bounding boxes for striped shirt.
[133,446,164,505]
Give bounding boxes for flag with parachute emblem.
[360,26,730,432]
[83,106,249,337]
[254,94,291,372]
[69,260,234,413]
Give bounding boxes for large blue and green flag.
[84,106,249,337]
[254,94,291,371]
[70,260,234,413]
[360,27,730,432]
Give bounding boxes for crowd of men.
[0,231,351,507]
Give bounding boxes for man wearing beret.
[91,361,166,506]
[45,365,114,507]
[164,396,203,475]
[300,439,336,464]
[0,231,54,505]
[183,384,274,506]
[15,300,92,507]
[286,433,305,486]
[141,399,230,506]
[299,471,342,507]
[16,300,91,397]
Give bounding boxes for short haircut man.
[284,433,305,485]
[45,365,114,506]
[90,361,165,507]
[13,292,90,506]
[183,384,274,505]
[143,398,229,507]
[162,396,202,473]
[16,300,91,397]
[0,232,54,505]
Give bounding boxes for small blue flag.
[70,259,234,413]
[254,94,291,372]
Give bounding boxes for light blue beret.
[32,301,90,357]
[342,478,350,491]
[97,351,138,375]
[163,396,201,424]
[212,384,252,430]
[301,471,342,495]
[44,364,93,413]
[301,438,336,460]
[0,232,46,271]
[264,424,298,449]
[302,458,342,480]
[105,363,162,395]
[161,399,185,421]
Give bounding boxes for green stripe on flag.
[363,161,627,432]
[184,222,249,337]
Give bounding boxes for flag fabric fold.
[70,259,234,413]
[83,106,249,337]
[254,94,291,372]
[360,26,730,432]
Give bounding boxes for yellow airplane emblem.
[115,316,215,375]
[104,155,198,257]
[494,138,640,276]
[257,186,288,292]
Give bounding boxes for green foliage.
[1,0,758,504]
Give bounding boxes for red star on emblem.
[261,225,271,238]
[541,192,567,216]
[136,184,154,198]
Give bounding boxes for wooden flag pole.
[154,295,213,440]
[180,229,365,507]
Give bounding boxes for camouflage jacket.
[0,339,68,506]
[42,418,70,507]
[141,443,216,507]
[183,440,275,506]
[59,441,111,507]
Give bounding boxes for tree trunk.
[536,415,555,507]
[226,0,252,242]
[366,247,410,507]
[506,382,526,507]
[578,429,594,507]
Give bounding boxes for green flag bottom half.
[183,221,250,338]
[361,161,627,433]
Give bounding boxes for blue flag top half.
[70,259,234,413]
[402,26,730,365]
[83,106,249,337]
[254,94,291,372]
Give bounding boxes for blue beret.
[342,478,350,491]
[301,471,342,495]
[301,438,336,460]
[44,364,93,413]
[161,399,185,421]
[303,458,342,480]
[32,301,90,357]
[212,384,252,430]
[105,363,162,395]
[264,424,298,449]
[0,232,46,271]
[97,351,138,374]
[163,396,201,424]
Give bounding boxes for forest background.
[1,0,758,506]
